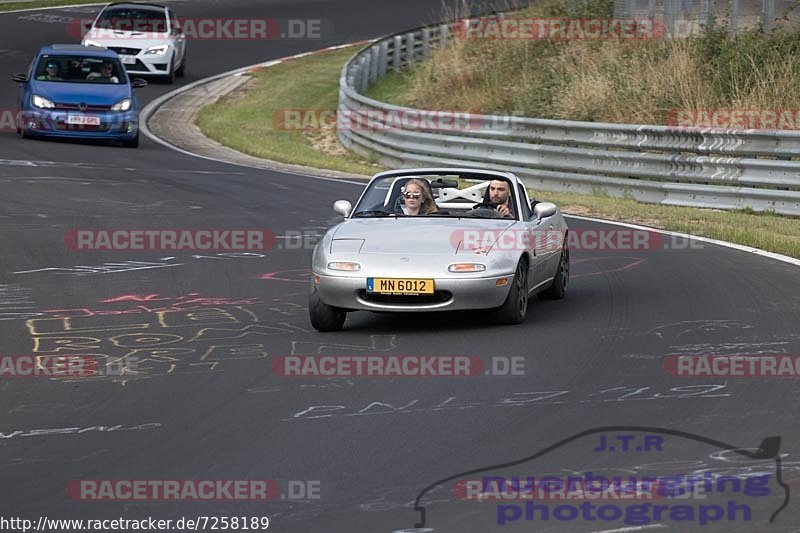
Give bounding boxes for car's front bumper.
[313,272,514,312]
[118,50,173,76]
[20,109,139,141]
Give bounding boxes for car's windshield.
[95,8,168,33]
[34,55,126,84]
[352,174,520,219]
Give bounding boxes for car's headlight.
[448,263,486,273]
[83,39,104,48]
[327,261,361,271]
[144,45,169,55]
[111,98,132,112]
[31,95,55,109]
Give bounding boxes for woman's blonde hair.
[403,178,438,214]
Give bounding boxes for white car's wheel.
[175,50,185,77]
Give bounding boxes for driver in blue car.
[86,61,120,83]
[487,179,515,218]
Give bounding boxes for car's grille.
[108,46,141,55]
[122,59,149,71]
[54,103,112,112]
[357,290,452,305]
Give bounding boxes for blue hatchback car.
[12,44,147,147]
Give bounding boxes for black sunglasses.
[403,191,422,199]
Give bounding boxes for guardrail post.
[421,28,430,59]
[439,24,449,49]
[378,41,389,77]
[699,0,710,28]
[369,45,379,84]
[358,56,368,93]
[730,0,739,33]
[405,32,415,66]
[392,35,402,71]
[762,0,775,31]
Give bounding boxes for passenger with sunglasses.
[400,179,438,215]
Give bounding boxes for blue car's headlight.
[31,95,55,109]
[111,98,132,112]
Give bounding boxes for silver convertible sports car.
[308,168,570,331]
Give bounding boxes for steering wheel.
[469,202,504,218]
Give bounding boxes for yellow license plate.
[367,278,434,295]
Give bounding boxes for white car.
[82,2,186,83]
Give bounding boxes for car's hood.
[332,218,516,255]
[29,80,131,106]
[85,29,170,48]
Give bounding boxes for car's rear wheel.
[493,257,529,324]
[540,247,569,300]
[309,286,346,331]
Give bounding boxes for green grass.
[0,0,102,12]
[366,0,800,125]
[195,32,800,259]
[529,188,800,258]
[195,45,381,176]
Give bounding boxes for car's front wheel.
[493,257,529,324]
[175,50,186,77]
[122,131,139,148]
[309,286,346,331]
[540,246,569,300]
[165,53,176,84]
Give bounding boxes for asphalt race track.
[1,2,799,532]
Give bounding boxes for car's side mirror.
[11,73,28,83]
[333,200,352,218]
[533,202,557,220]
[131,78,148,88]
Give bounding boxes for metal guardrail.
[337,22,800,216]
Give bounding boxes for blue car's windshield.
[34,55,126,84]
